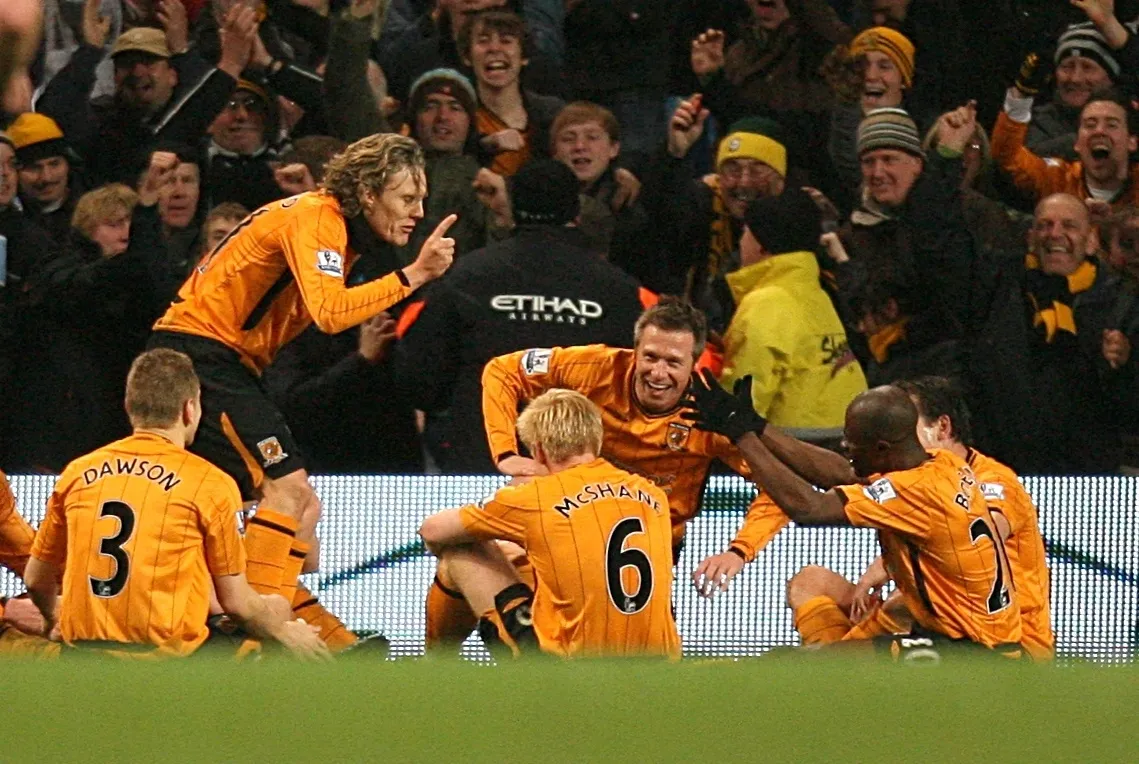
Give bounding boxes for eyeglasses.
[223,95,266,113]
[719,162,777,182]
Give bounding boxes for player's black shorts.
[148,331,305,499]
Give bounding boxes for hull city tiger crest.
[257,437,288,467]
[666,422,690,451]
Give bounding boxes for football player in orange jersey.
[24,349,329,660]
[420,389,681,658]
[786,377,1053,659]
[149,134,456,648]
[0,470,58,655]
[684,376,1023,654]
[422,298,851,650]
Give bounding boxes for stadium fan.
[6,112,85,246]
[36,5,262,189]
[785,376,1053,661]
[461,8,564,177]
[149,133,456,650]
[549,101,653,271]
[419,389,680,659]
[683,373,1024,657]
[993,75,1139,212]
[421,299,845,650]
[23,348,330,661]
[720,188,867,443]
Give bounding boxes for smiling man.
[967,192,1139,474]
[648,95,789,327]
[994,81,1139,211]
[203,80,285,213]
[149,134,457,650]
[5,112,83,245]
[460,8,564,176]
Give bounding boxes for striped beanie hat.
[857,107,923,157]
[849,27,916,88]
[1055,22,1121,80]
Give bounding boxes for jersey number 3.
[90,500,136,598]
[606,518,654,615]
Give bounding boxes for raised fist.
[668,94,709,159]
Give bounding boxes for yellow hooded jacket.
[722,251,867,438]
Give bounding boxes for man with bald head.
[684,375,1023,654]
[968,192,1139,473]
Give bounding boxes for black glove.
[681,369,768,443]
[1014,49,1052,96]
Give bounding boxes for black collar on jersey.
[346,214,405,281]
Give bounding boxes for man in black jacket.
[395,159,655,472]
[969,193,1139,474]
[36,9,259,188]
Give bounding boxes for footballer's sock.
[280,539,310,604]
[244,508,298,596]
[793,595,850,646]
[425,576,477,650]
[843,603,903,642]
[293,584,357,652]
[476,583,537,660]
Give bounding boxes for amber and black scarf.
[686,174,739,300]
[1024,254,1097,343]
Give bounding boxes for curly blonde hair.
[322,133,425,218]
[71,183,139,240]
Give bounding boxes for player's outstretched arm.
[214,574,331,661]
[734,433,849,526]
[23,556,60,638]
[760,428,857,489]
[684,373,849,526]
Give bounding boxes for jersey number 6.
[90,500,136,598]
[606,518,654,615]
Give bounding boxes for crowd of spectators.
[1,0,1137,477]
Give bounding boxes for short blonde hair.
[516,389,603,464]
[71,183,138,239]
[125,349,200,429]
[322,133,425,218]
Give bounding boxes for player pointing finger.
[406,213,457,284]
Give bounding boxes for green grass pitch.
[8,654,1139,763]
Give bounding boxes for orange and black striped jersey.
[30,433,247,656]
[836,449,1023,649]
[0,470,35,577]
[154,191,414,373]
[967,448,1053,660]
[482,345,789,549]
[459,458,680,657]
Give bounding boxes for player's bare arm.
[735,433,850,526]
[24,556,60,638]
[214,574,331,661]
[761,428,858,488]
[683,371,850,526]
